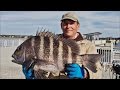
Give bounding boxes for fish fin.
[36,30,55,37]
[81,54,103,73]
[83,60,97,73]
[23,59,36,70]
[36,27,39,36]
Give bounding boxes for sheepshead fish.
[12,31,102,79]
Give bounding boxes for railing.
[96,46,112,64]
[96,43,120,79]
[0,38,27,47]
[96,43,120,65]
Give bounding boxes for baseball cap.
[61,12,79,23]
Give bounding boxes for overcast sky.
[0,11,120,38]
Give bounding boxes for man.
[22,12,102,79]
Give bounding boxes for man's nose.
[66,24,71,28]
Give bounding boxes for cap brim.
[61,17,77,22]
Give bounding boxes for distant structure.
[83,32,102,41]
[0,35,30,47]
[83,32,120,65]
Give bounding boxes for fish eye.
[17,46,22,50]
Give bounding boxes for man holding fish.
[13,12,102,79]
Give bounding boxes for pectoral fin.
[23,59,36,70]
[84,60,97,73]
[81,54,103,73]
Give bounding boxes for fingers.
[66,63,80,68]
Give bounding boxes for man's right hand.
[22,65,35,79]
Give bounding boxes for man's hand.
[22,65,35,79]
[65,63,85,79]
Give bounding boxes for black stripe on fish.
[53,38,59,65]
[34,36,41,59]
[72,53,77,63]
[43,37,50,60]
[62,43,68,65]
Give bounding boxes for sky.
[0,11,120,38]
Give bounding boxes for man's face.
[61,19,80,38]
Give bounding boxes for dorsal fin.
[36,29,55,37]
[36,27,40,36]
[36,30,39,36]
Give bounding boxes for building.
[83,32,102,41]
[0,35,31,47]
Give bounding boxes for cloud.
[0,11,120,37]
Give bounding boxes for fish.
[12,31,102,79]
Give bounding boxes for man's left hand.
[65,63,85,79]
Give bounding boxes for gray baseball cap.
[61,12,79,23]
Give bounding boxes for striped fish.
[12,31,102,79]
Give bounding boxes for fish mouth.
[12,59,23,65]
[12,54,15,58]
[12,54,17,60]
[11,54,24,65]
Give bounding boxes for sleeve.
[86,42,98,54]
